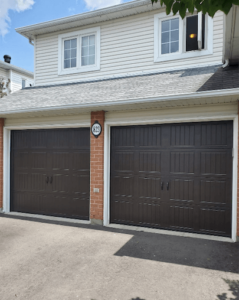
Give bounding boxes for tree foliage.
[151,0,239,18]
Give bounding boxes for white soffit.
[16,0,162,39]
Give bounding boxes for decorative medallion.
[91,120,102,138]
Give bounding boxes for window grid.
[81,35,95,66]
[161,18,179,55]
[64,38,77,69]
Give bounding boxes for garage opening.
[10,128,90,220]
[110,121,233,237]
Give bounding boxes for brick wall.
[0,119,4,209]
[90,111,105,222]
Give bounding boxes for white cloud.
[0,0,34,36]
[84,0,122,10]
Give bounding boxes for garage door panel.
[169,205,195,231]
[139,177,162,200]
[170,179,195,202]
[72,152,90,171]
[112,152,135,172]
[11,128,90,220]
[139,126,161,147]
[199,208,231,235]
[200,179,230,205]
[139,152,161,173]
[201,122,231,146]
[110,121,232,237]
[170,124,196,147]
[170,152,195,174]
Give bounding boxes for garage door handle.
[46,176,49,184]
[50,176,53,184]
[167,182,169,190]
[161,182,164,190]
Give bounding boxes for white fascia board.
[0,88,239,116]
[15,0,162,39]
[0,61,34,78]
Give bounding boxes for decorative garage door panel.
[110,121,233,237]
[11,128,90,220]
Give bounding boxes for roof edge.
[0,60,34,78]
[16,0,160,38]
[1,87,238,117]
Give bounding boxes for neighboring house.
[0,56,34,97]
[0,0,238,242]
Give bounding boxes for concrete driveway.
[0,215,238,300]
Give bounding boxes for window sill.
[154,49,213,63]
[58,65,100,76]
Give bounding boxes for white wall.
[0,67,8,78]
[11,70,34,93]
[34,9,224,86]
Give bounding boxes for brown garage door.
[10,128,90,220]
[110,121,233,237]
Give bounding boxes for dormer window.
[154,12,212,62]
[58,27,100,75]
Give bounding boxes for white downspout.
[222,59,229,68]
[197,11,202,50]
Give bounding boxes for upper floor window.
[154,12,212,63]
[22,79,26,88]
[58,27,100,75]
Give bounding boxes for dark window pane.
[64,40,70,50]
[162,43,169,54]
[171,18,179,30]
[162,20,170,32]
[71,49,77,58]
[71,38,77,48]
[162,32,169,43]
[186,14,205,52]
[171,41,179,53]
[171,30,179,42]
[64,50,70,59]
[71,58,76,68]
[64,59,70,68]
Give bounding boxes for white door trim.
[3,122,90,216]
[104,114,238,242]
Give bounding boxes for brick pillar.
[90,111,105,224]
[0,119,4,210]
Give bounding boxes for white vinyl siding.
[34,9,224,86]
[11,71,34,93]
[0,68,8,78]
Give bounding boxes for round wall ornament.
[91,120,102,138]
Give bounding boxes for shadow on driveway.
[217,279,239,300]
[1,214,239,274]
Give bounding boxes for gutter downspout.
[29,38,34,46]
[223,59,229,68]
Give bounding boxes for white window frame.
[58,27,100,76]
[154,12,213,63]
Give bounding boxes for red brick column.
[0,119,4,210]
[90,111,105,224]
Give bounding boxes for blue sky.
[0,0,131,73]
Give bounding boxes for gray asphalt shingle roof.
[1,65,238,114]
